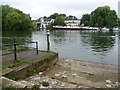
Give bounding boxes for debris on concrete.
[39,72,43,75]
[17,58,118,88]
[106,80,112,83]
[106,84,112,87]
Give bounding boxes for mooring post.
[13,40,17,61]
[47,30,50,51]
[36,41,38,55]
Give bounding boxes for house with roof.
[34,18,55,29]
[65,16,81,26]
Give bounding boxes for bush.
[42,82,49,87]
[51,76,56,79]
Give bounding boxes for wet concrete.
[18,58,119,88]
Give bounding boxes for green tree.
[32,22,37,30]
[89,5,117,28]
[105,10,117,27]
[54,16,65,26]
[59,14,66,18]
[2,5,33,31]
[48,13,66,19]
[80,14,90,26]
[48,13,59,19]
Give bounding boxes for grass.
[3,49,57,69]
[6,75,20,81]
[39,50,58,54]
[0,83,3,87]
[16,47,29,51]
[4,86,17,90]
[40,65,49,72]
[3,60,31,69]
[2,46,13,51]
[27,67,37,75]
[32,84,40,88]
[2,46,29,52]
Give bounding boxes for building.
[34,18,54,29]
[118,1,120,19]
[65,16,80,26]
[44,18,55,26]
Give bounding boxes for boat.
[53,26,98,30]
[101,27,120,31]
[101,27,109,31]
[113,28,120,31]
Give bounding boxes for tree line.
[42,13,77,29]
[80,6,118,28]
[2,5,37,31]
[1,5,118,32]
[43,6,118,28]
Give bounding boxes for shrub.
[51,76,56,79]
[42,82,49,87]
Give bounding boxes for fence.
[0,41,38,61]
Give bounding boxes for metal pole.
[13,41,17,61]
[36,42,38,55]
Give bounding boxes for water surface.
[2,29,118,65]
[31,30,118,65]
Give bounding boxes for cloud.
[2,0,118,19]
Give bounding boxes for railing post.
[13,41,17,61]
[36,42,38,55]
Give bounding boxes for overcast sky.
[2,0,119,20]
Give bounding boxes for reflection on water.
[2,30,32,44]
[45,30,118,65]
[80,31,116,56]
[2,29,118,65]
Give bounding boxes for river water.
[2,29,119,65]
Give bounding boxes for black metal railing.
[0,41,38,61]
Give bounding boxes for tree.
[48,13,66,19]
[2,5,33,31]
[48,13,59,19]
[80,14,90,26]
[105,10,117,27]
[89,5,117,28]
[59,14,66,18]
[54,16,65,26]
[32,22,37,30]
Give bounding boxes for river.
[2,29,119,65]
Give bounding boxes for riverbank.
[18,58,119,88]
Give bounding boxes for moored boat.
[53,26,98,30]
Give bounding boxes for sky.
[2,0,119,20]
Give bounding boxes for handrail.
[0,41,39,61]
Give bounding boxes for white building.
[65,17,80,26]
[35,18,54,29]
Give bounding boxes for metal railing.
[0,41,38,61]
